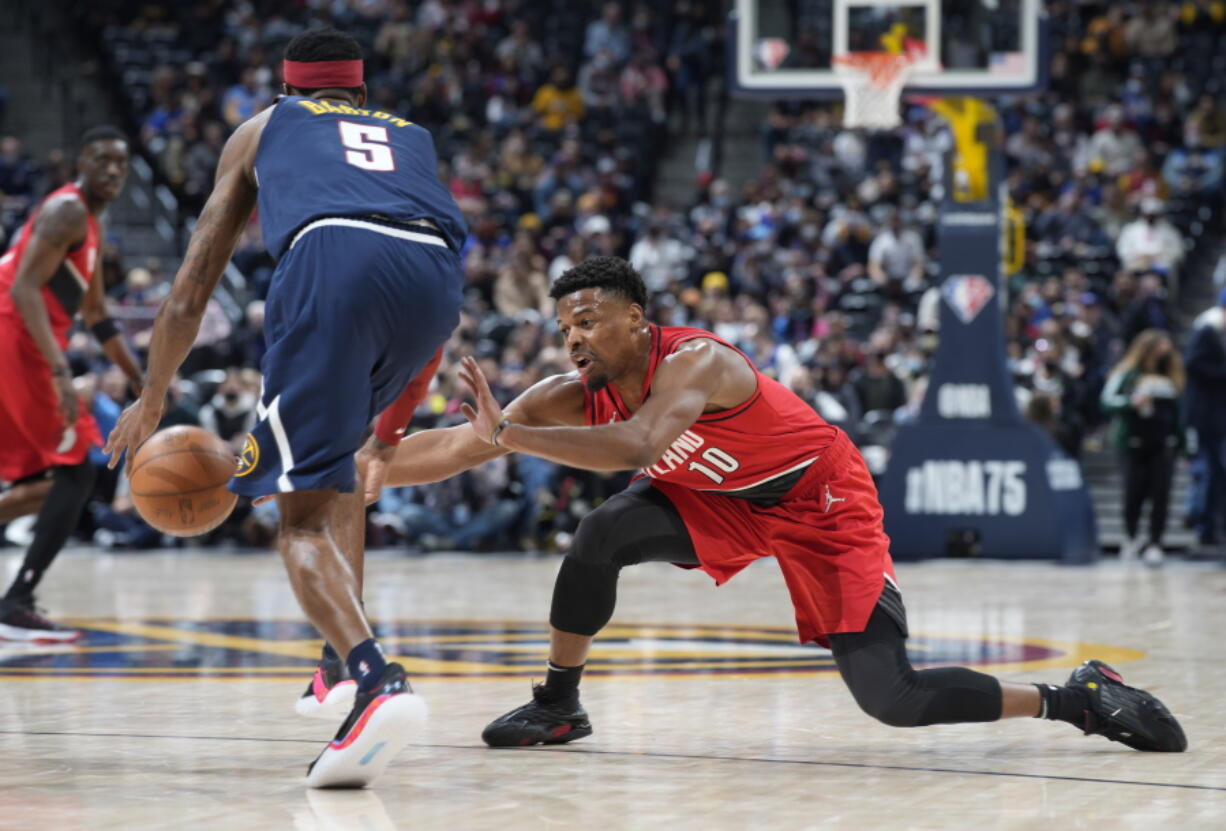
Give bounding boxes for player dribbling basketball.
[105,28,465,788]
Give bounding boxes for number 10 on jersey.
[338,121,395,171]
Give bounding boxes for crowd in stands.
[3,1,1225,552]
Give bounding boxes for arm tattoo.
[34,198,88,248]
[182,190,239,287]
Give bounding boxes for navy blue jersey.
[253,96,468,258]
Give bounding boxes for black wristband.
[90,317,121,343]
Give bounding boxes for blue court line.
[0,729,1219,793]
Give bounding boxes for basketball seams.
[129,482,238,498]
[129,447,236,479]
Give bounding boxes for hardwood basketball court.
[1,548,1222,829]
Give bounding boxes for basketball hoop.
[832,50,920,130]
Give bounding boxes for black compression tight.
[5,460,95,602]
[549,477,1003,727]
[550,479,697,637]
[827,606,1002,726]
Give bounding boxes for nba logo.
[941,275,995,324]
[755,38,790,70]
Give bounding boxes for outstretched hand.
[355,434,397,506]
[458,356,504,445]
[103,395,165,472]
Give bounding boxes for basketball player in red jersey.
[0,126,141,641]
[381,256,1185,753]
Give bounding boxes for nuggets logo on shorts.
[234,433,260,477]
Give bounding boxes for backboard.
[732,0,1047,98]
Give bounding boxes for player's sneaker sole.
[306,692,427,789]
[296,673,358,720]
[0,621,81,643]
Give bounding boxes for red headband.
[283,59,364,89]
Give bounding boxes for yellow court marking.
[0,618,1148,683]
[79,620,324,660]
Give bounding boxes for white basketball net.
[832,51,919,130]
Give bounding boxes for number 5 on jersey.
[338,121,395,172]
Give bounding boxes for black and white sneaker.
[0,597,80,642]
[1066,660,1187,752]
[305,662,427,789]
[482,684,592,747]
[296,652,357,720]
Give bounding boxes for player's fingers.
[251,494,273,507]
[364,470,384,506]
[459,402,476,421]
[464,359,493,398]
[457,368,479,399]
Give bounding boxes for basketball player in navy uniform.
[380,257,1186,755]
[105,29,466,788]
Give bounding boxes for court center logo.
[234,433,259,477]
[0,620,1144,681]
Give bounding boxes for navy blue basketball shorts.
[229,218,462,497]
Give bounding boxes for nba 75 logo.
[941,275,995,324]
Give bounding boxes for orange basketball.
[129,425,239,537]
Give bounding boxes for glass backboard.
[733,0,1047,97]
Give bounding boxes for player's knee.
[847,671,925,728]
[857,695,925,728]
[569,504,620,567]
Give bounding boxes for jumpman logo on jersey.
[823,485,847,512]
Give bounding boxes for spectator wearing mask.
[1101,330,1185,565]
[1087,105,1142,176]
[867,209,925,297]
[1116,198,1184,277]
[1184,289,1226,547]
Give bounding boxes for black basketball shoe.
[1066,660,1187,752]
[482,684,593,747]
[295,650,357,720]
[0,597,80,642]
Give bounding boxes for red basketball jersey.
[0,183,101,347]
[584,325,838,501]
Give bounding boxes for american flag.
[989,52,1027,77]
